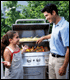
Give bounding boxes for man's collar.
[53,17,65,27]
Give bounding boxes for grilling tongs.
[34,43,38,49]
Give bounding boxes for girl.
[1,30,28,79]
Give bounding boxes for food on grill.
[44,47,49,52]
[21,46,49,52]
[19,38,40,42]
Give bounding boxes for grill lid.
[12,23,50,31]
[12,19,50,38]
[12,19,50,30]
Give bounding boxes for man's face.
[43,11,56,23]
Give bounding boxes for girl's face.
[10,32,20,45]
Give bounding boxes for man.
[36,3,69,79]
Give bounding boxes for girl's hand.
[21,45,29,54]
[1,61,11,67]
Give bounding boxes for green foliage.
[2,1,24,26]
[3,1,18,8]
[58,1,69,21]
[22,1,69,33]
[1,1,69,37]
[1,10,12,38]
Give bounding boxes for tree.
[2,1,23,26]
[22,1,69,33]
[58,1,69,21]
[2,1,69,36]
[1,10,12,38]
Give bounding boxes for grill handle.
[23,71,41,76]
[15,19,46,24]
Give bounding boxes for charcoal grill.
[12,19,50,79]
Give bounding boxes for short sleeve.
[60,21,69,47]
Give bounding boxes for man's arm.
[63,47,69,68]
[59,47,69,76]
[36,34,51,44]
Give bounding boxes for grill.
[12,19,50,79]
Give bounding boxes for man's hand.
[36,34,51,44]
[58,66,66,76]
[36,37,44,44]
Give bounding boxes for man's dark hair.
[41,3,58,15]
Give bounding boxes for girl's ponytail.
[1,30,17,59]
[1,34,10,59]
